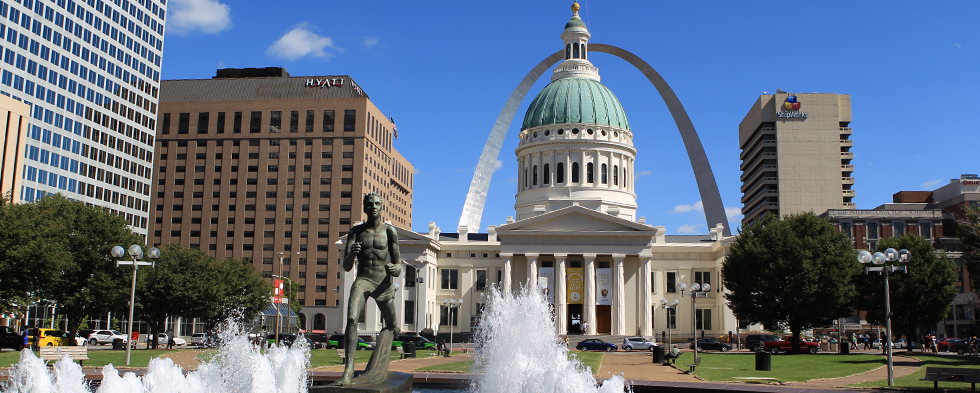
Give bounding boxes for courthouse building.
[340,4,738,340]
[152,67,413,332]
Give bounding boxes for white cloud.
[267,23,337,61]
[505,177,518,184]
[676,224,703,234]
[493,159,504,172]
[725,207,743,219]
[955,43,962,49]
[671,201,704,214]
[636,170,653,176]
[921,179,943,189]
[362,37,380,48]
[168,0,232,35]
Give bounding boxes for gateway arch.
[458,44,731,237]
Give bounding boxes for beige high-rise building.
[152,68,413,324]
[0,95,31,202]
[739,92,854,225]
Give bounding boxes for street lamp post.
[111,244,160,366]
[403,261,426,334]
[271,275,294,333]
[275,251,300,344]
[678,282,710,360]
[857,247,910,387]
[659,298,680,348]
[442,298,461,357]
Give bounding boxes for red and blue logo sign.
[783,95,801,110]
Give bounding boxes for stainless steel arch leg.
[459,45,731,236]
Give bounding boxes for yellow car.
[28,329,73,347]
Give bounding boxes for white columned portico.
[583,253,597,335]
[554,254,568,334]
[612,253,627,336]
[526,253,539,289]
[500,253,513,295]
[640,254,653,337]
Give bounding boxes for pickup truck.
[764,337,820,354]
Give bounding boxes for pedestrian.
[930,335,938,353]
[863,334,870,350]
[167,330,176,350]
[581,321,589,335]
[437,339,446,352]
[664,344,681,365]
[21,327,29,351]
[850,333,858,350]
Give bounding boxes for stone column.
[612,254,627,336]
[583,253,597,335]
[555,254,568,335]
[500,253,513,295]
[526,253,539,290]
[640,254,653,337]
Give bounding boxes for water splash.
[471,284,629,393]
[0,318,310,393]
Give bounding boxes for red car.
[764,337,820,354]
[936,338,960,352]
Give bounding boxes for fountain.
[1,286,627,393]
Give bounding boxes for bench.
[684,357,702,373]
[336,349,345,361]
[461,343,477,354]
[395,346,409,359]
[921,367,980,391]
[39,346,89,366]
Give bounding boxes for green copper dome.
[565,18,586,29]
[522,77,630,131]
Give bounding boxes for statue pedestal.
[310,372,413,393]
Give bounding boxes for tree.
[722,212,860,352]
[136,244,217,349]
[957,205,980,291]
[0,195,138,342]
[853,235,957,351]
[198,257,271,333]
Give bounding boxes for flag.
[390,117,398,139]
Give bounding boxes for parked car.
[764,337,820,354]
[622,337,657,352]
[191,333,209,347]
[937,337,960,352]
[31,329,72,347]
[893,339,913,349]
[690,338,732,352]
[73,333,86,346]
[946,339,973,356]
[326,334,373,350]
[157,333,187,346]
[576,338,617,352]
[87,330,127,346]
[745,334,782,352]
[0,326,25,351]
[304,334,329,349]
[871,339,897,349]
[396,335,436,350]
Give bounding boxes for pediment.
[497,206,655,233]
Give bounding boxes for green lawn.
[691,352,884,383]
[853,353,980,391]
[416,351,604,376]
[307,349,445,368]
[0,349,193,368]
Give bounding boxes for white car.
[622,337,658,352]
[87,330,128,345]
[191,333,208,346]
[73,333,86,346]
[157,333,187,346]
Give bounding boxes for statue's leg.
[333,286,367,386]
[353,297,399,385]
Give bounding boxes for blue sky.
[161,0,979,235]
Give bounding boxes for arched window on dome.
[601,164,607,184]
[587,162,594,183]
[543,164,550,185]
[556,162,565,183]
[565,44,571,60]
[623,166,627,189]
[573,42,580,59]
[571,162,580,183]
[524,168,528,189]
[582,42,587,60]
[533,165,538,186]
[613,165,619,186]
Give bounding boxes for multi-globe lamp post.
[110,244,160,366]
[678,282,710,360]
[857,247,910,387]
[442,298,462,356]
[659,298,680,348]
[275,251,300,343]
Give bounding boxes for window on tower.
[556,162,565,183]
[572,162,580,183]
[613,165,618,185]
[543,164,550,184]
[565,44,570,59]
[573,42,580,58]
[532,165,538,186]
[601,164,607,184]
[587,162,594,183]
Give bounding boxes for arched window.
[571,162,580,183]
[532,165,538,186]
[299,313,307,331]
[582,42,587,59]
[623,167,627,188]
[587,162,594,183]
[524,168,528,188]
[314,313,326,331]
[565,43,571,59]
[556,162,565,183]
[543,163,550,184]
[601,164,608,184]
[613,165,619,185]
[573,42,580,58]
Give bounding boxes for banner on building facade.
[539,267,555,304]
[595,268,612,305]
[566,267,583,304]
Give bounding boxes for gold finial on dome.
[571,1,580,12]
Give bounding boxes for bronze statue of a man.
[334,192,402,386]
